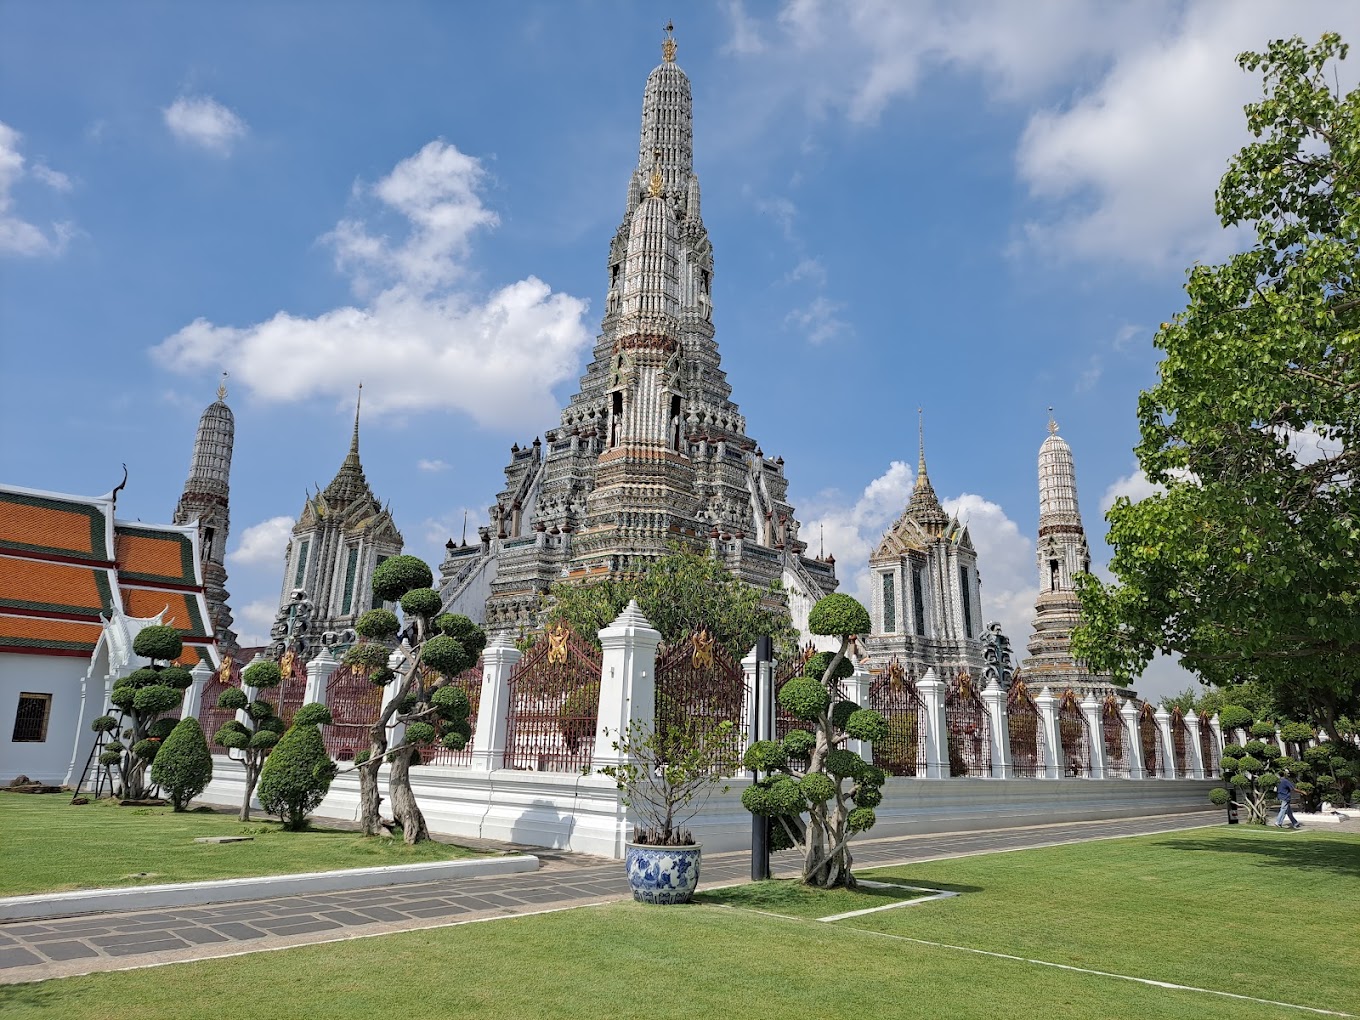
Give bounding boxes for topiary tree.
[150,716,213,810]
[1218,705,1254,733]
[256,706,336,831]
[90,624,193,800]
[346,555,485,843]
[740,593,885,888]
[213,659,286,821]
[1210,739,1285,823]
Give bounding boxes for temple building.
[278,389,403,649]
[173,376,239,657]
[0,481,219,784]
[859,417,987,678]
[439,26,838,641]
[1020,415,1120,693]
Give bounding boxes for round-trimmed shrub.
[1244,740,1268,756]
[1222,743,1245,757]
[806,652,855,682]
[1230,772,1254,788]
[1218,705,1253,729]
[217,687,249,711]
[1258,772,1280,790]
[109,684,136,711]
[400,587,443,620]
[345,642,392,669]
[292,703,333,727]
[825,748,865,779]
[1279,721,1314,743]
[91,715,118,733]
[405,721,437,745]
[1237,754,1264,773]
[132,625,183,663]
[435,614,487,659]
[853,784,883,808]
[1260,743,1282,761]
[159,666,194,690]
[150,717,213,810]
[258,716,287,735]
[741,775,805,816]
[367,667,396,687]
[148,717,178,740]
[432,684,470,720]
[124,667,163,688]
[372,555,434,603]
[243,660,283,690]
[799,771,836,803]
[133,684,182,716]
[1208,787,1231,806]
[441,730,468,751]
[248,729,280,749]
[132,738,161,761]
[743,740,788,772]
[846,708,889,743]
[807,593,871,638]
[830,699,860,730]
[781,729,815,760]
[98,748,122,766]
[1250,721,1278,738]
[422,635,472,677]
[846,807,876,833]
[356,607,400,641]
[779,677,831,720]
[256,723,338,831]
[217,727,249,749]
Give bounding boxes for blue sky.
[2,1,1354,703]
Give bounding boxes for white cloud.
[785,295,849,345]
[227,515,295,567]
[722,0,767,56]
[151,141,592,430]
[943,492,1037,647]
[1100,467,1164,515]
[417,458,450,473]
[163,96,248,155]
[0,120,74,257]
[785,257,827,287]
[235,599,279,649]
[801,461,914,608]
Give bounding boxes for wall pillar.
[381,647,408,749]
[1185,709,1205,779]
[1155,708,1176,779]
[305,649,339,706]
[1036,688,1060,779]
[470,634,521,771]
[239,651,269,730]
[1121,700,1145,779]
[981,679,1012,779]
[845,667,873,762]
[917,669,948,779]
[1081,694,1105,779]
[592,600,662,770]
[181,661,213,721]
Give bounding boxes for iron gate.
[868,659,927,777]
[654,630,746,776]
[320,659,383,761]
[1139,702,1164,777]
[1057,689,1091,777]
[1008,679,1046,778]
[425,661,483,767]
[945,672,991,777]
[1102,696,1130,778]
[504,623,602,772]
[1198,714,1221,778]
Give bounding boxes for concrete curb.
[0,854,540,922]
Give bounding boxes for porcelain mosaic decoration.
[625,842,702,904]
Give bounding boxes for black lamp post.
[750,635,773,881]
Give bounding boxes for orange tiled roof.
[114,526,196,585]
[0,613,102,653]
[0,554,114,618]
[0,491,107,559]
[121,588,209,638]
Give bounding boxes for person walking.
[1275,773,1302,829]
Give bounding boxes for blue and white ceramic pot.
[625,841,702,904]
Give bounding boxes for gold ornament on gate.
[547,622,570,665]
[279,649,297,678]
[218,656,233,684]
[690,629,715,670]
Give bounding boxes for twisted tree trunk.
[388,748,428,845]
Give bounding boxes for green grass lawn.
[2,824,1356,1019]
[697,876,930,918]
[0,793,481,895]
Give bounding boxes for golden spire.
[1048,407,1059,435]
[217,371,228,401]
[649,148,664,197]
[662,20,676,63]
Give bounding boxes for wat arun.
[439,26,839,641]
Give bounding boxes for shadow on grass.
[0,981,62,1013]
[1159,834,1360,879]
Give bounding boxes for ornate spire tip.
[217,371,228,402]
[662,21,676,63]
[1047,407,1059,435]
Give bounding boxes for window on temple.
[960,566,973,639]
[611,392,623,446]
[912,567,927,636]
[881,572,896,633]
[341,546,360,614]
[12,693,51,742]
[294,539,310,588]
[1049,558,1060,591]
[203,526,215,559]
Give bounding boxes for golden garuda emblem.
[279,650,297,678]
[546,623,570,665]
[690,629,715,670]
[218,656,234,684]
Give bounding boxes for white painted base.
[199,757,1219,860]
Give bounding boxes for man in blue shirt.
[1275,773,1302,829]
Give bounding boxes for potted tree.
[600,717,735,904]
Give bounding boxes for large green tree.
[1073,34,1360,740]
[544,547,797,660]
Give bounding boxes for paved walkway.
[0,812,1222,985]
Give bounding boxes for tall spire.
[905,408,948,531]
[323,383,374,507]
[350,382,362,457]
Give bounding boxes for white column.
[1185,710,1205,779]
[305,649,338,706]
[470,634,521,771]
[845,667,873,762]
[592,600,662,770]
[917,669,948,779]
[1209,714,1224,778]
[741,648,759,753]
[1122,701,1145,779]
[1081,694,1105,779]
[239,651,269,729]
[981,679,1011,779]
[1036,688,1060,779]
[1155,708,1176,779]
[180,661,213,721]
[381,647,408,749]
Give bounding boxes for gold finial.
[649,148,664,197]
[662,20,676,63]
[217,372,228,401]
[1047,407,1059,435]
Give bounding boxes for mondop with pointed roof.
[438,26,838,644]
[279,386,403,647]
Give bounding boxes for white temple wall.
[0,652,87,784]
